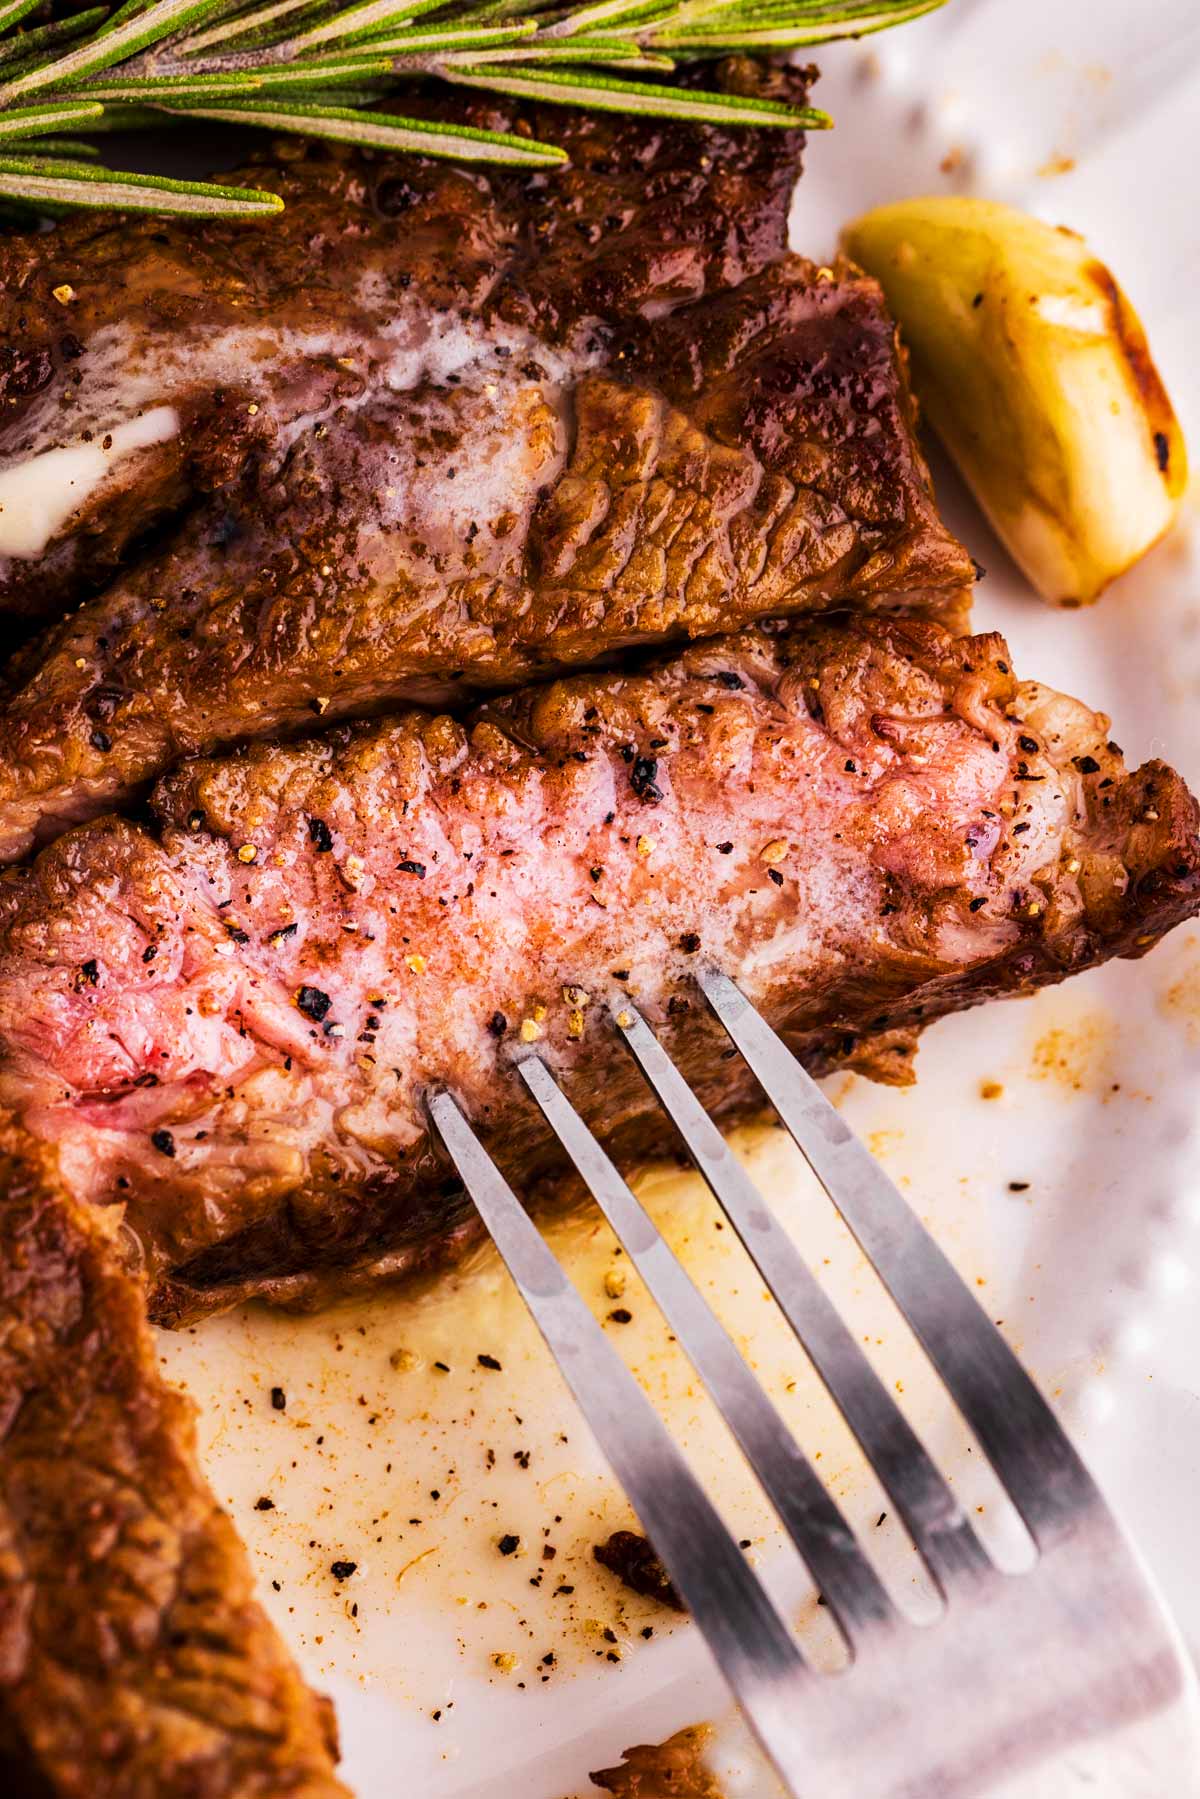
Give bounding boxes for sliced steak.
[0,1125,349,1797]
[0,251,971,860]
[0,63,972,862]
[0,62,814,623]
[0,615,1192,1324]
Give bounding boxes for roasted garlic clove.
[843,196,1187,606]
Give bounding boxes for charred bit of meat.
[594,1532,686,1612]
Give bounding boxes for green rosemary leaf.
[174,0,332,55]
[289,0,463,52]
[79,72,270,97]
[217,79,391,100]
[685,0,942,17]
[650,0,939,27]
[71,100,185,126]
[163,97,569,163]
[95,0,166,35]
[0,154,283,214]
[0,0,233,101]
[530,0,668,37]
[444,64,829,125]
[0,9,111,74]
[436,40,675,66]
[0,0,42,34]
[7,133,105,156]
[237,55,393,85]
[650,0,945,45]
[0,100,104,141]
[453,0,556,18]
[353,19,536,53]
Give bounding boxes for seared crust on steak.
[0,66,972,862]
[0,1127,349,1796]
[0,615,1192,1323]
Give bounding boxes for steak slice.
[0,61,814,624]
[0,615,1193,1325]
[0,1126,349,1796]
[0,252,971,861]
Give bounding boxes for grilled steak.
[0,1126,349,1797]
[0,62,812,630]
[0,615,1192,1325]
[0,72,972,863]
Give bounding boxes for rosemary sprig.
[0,0,945,217]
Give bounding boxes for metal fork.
[428,969,1200,1798]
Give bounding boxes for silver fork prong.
[427,1090,814,1798]
[611,999,993,1592]
[516,1052,895,1638]
[694,969,1099,1545]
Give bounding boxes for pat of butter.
[0,405,180,559]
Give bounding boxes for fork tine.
[427,1090,813,1797]
[611,998,994,1590]
[516,1052,894,1637]
[693,969,1099,1545]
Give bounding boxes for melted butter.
[0,404,179,558]
[1029,998,1116,1094]
[1160,931,1200,1042]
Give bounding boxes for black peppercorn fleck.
[630,756,662,804]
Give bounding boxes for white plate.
[159,4,1200,1791]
